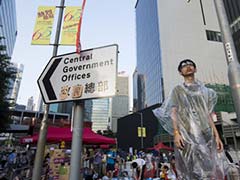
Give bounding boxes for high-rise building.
[0,0,17,57]
[0,0,18,107]
[85,74,129,132]
[134,0,228,110]
[26,96,34,111]
[111,74,129,132]
[223,0,240,62]
[85,98,111,132]
[34,93,44,112]
[7,63,24,105]
[133,69,138,112]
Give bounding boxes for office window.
[206,30,222,42]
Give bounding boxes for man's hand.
[215,136,223,152]
[174,131,185,150]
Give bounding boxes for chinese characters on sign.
[59,81,109,100]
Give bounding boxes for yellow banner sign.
[138,127,142,137]
[61,6,82,45]
[142,127,146,137]
[137,127,146,137]
[31,6,56,45]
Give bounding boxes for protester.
[131,157,146,180]
[143,153,156,179]
[102,170,112,180]
[93,149,103,177]
[160,164,169,180]
[106,149,116,173]
[153,59,229,179]
[167,156,177,180]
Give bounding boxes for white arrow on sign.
[38,44,118,104]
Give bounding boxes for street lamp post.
[213,0,240,127]
[32,0,65,179]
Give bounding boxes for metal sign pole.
[32,0,65,179]
[69,101,84,180]
[214,0,240,127]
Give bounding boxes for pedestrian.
[160,164,169,180]
[106,149,116,173]
[168,156,177,180]
[153,59,229,179]
[1,152,7,168]
[102,170,112,180]
[93,149,103,177]
[131,157,146,180]
[143,154,156,179]
[112,162,120,180]
[8,150,16,166]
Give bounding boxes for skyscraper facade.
[26,96,34,111]
[111,74,129,132]
[34,94,41,112]
[134,0,228,110]
[0,0,17,57]
[85,74,129,132]
[7,63,24,105]
[85,98,111,132]
[223,0,240,62]
[135,0,163,109]
[133,69,138,112]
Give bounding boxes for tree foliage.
[97,129,116,138]
[96,130,103,135]
[103,129,116,138]
[0,49,17,130]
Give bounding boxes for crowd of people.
[80,148,177,180]
[0,143,178,180]
[0,146,36,179]
[0,144,240,180]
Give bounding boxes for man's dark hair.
[131,162,138,168]
[178,59,196,72]
[163,165,169,171]
[170,155,175,161]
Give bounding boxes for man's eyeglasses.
[180,61,194,68]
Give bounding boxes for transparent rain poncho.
[153,81,230,180]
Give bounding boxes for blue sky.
[12,0,137,106]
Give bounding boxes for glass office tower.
[0,0,17,57]
[85,98,111,132]
[7,63,24,105]
[135,0,163,110]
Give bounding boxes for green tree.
[0,46,16,130]
[96,130,103,135]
